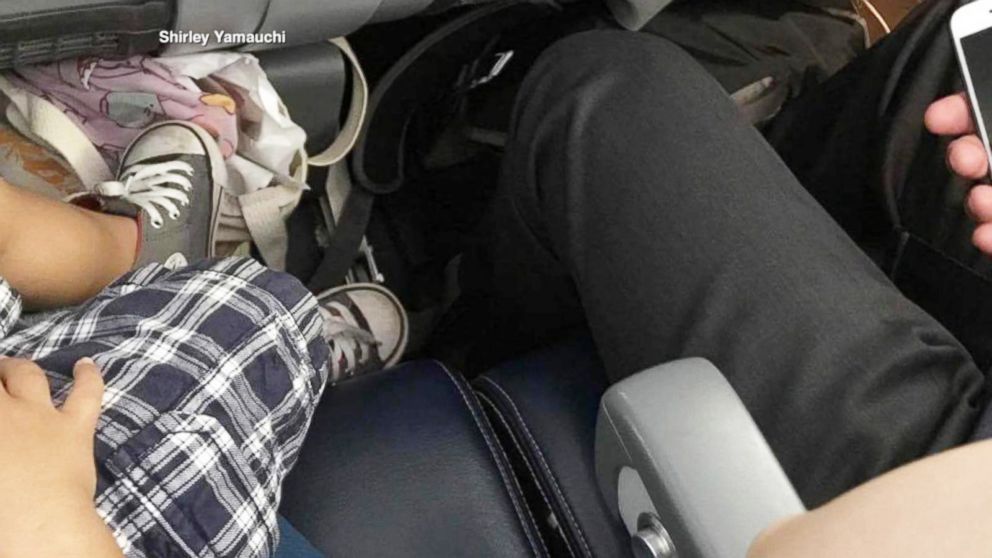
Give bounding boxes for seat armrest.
[595,358,805,558]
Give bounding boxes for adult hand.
[925,93,992,255]
[0,357,122,557]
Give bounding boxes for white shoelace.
[95,161,195,228]
[319,302,380,382]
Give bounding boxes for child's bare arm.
[0,357,123,558]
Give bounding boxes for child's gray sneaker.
[317,283,409,382]
[95,121,226,269]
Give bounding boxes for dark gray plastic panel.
[4,0,459,61]
[256,43,347,155]
[161,0,269,55]
[371,0,438,24]
[250,0,384,49]
[596,358,806,558]
[165,0,437,54]
[606,0,675,30]
[0,0,171,67]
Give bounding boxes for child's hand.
[925,93,992,255]
[0,357,122,557]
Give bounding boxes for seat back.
[0,0,442,68]
[0,0,170,68]
[163,0,437,54]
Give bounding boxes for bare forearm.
[749,440,992,558]
[0,360,120,557]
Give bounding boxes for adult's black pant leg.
[487,30,985,507]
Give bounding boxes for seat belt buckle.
[456,50,516,93]
[356,237,385,284]
[469,50,515,89]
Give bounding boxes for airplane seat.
[0,0,447,68]
[476,335,808,558]
[279,360,549,557]
[281,333,807,558]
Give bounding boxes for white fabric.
[156,51,308,270]
[156,38,369,271]
[0,38,368,273]
[155,52,307,196]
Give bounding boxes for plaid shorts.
[0,258,330,557]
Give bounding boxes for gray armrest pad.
[595,358,805,558]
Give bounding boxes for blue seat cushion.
[279,360,547,557]
[475,335,631,557]
[273,516,323,558]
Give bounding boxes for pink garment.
[9,56,238,169]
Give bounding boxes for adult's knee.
[517,30,725,120]
[504,29,737,208]
[506,30,738,188]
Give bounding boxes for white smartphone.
[952,1,992,178]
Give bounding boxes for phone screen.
[963,28,992,143]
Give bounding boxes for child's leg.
[0,258,329,556]
[0,179,137,310]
